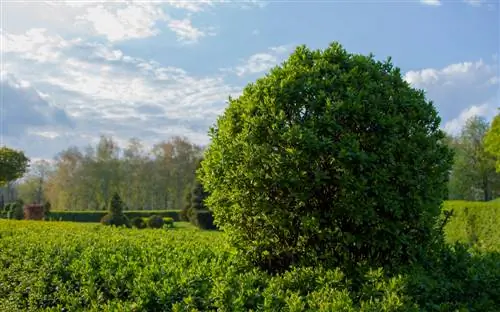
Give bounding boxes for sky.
[1,0,499,161]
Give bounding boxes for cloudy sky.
[1,0,498,160]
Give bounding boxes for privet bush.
[1,220,498,311]
[199,42,454,272]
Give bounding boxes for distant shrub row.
[47,210,181,223]
[443,200,500,252]
[129,216,175,229]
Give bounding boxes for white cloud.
[1,28,242,154]
[443,101,498,135]
[404,58,498,133]
[0,73,74,139]
[167,18,209,43]
[223,45,293,76]
[76,4,168,42]
[165,0,217,12]
[1,28,80,63]
[420,0,441,6]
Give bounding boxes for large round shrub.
[199,42,454,272]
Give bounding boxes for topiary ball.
[131,217,147,229]
[147,215,164,229]
[199,41,454,273]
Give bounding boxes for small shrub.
[109,193,124,215]
[163,217,174,228]
[9,200,24,220]
[148,215,165,229]
[100,214,131,228]
[43,201,51,217]
[192,210,217,230]
[131,217,147,229]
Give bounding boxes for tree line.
[12,136,203,211]
[2,114,499,211]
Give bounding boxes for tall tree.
[449,116,500,201]
[485,113,500,173]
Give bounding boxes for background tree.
[199,42,454,272]
[448,116,500,201]
[41,136,203,211]
[0,146,29,186]
[485,113,500,173]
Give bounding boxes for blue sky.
[1,0,498,160]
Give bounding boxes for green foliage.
[43,201,51,216]
[199,42,454,272]
[101,192,130,228]
[186,180,210,228]
[7,199,25,220]
[0,220,498,311]
[100,213,131,228]
[131,217,147,229]
[163,217,174,228]
[46,210,181,223]
[485,113,500,173]
[109,192,124,215]
[448,116,500,201]
[443,200,500,252]
[191,210,217,230]
[403,243,500,312]
[0,146,30,186]
[147,215,165,229]
[180,183,192,221]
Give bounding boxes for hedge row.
[1,220,499,311]
[48,210,181,223]
[443,200,500,252]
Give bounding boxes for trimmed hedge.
[1,220,499,311]
[443,200,500,252]
[47,210,181,223]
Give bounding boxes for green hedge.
[443,200,500,252]
[48,210,181,223]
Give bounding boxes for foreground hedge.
[0,220,499,311]
[443,200,500,252]
[47,210,181,223]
